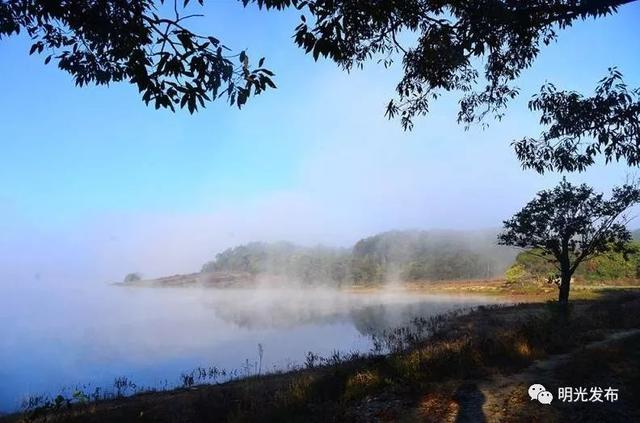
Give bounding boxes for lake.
[0,280,502,413]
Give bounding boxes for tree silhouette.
[498,179,640,306]
[261,0,637,172]
[2,1,638,171]
[0,0,276,113]
[514,68,640,173]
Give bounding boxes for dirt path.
[403,329,640,422]
[478,329,639,421]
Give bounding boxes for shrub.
[505,264,528,284]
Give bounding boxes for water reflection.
[0,283,501,412]
[206,288,497,336]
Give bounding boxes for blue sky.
[1,2,640,281]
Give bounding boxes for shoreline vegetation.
[4,282,640,422]
[120,229,640,293]
[69,228,640,422]
[120,270,639,300]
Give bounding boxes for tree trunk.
[558,272,571,307]
[558,247,572,309]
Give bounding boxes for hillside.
[199,230,516,285]
[126,228,640,288]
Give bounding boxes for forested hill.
[201,230,516,285]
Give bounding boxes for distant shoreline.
[117,271,256,288]
[119,271,640,302]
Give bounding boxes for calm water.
[0,280,501,412]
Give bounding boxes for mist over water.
[0,278,502,413]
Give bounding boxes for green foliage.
[504,264,528,284]
[203,230,515,285]
[203,241,352,285]
[500,180,639,270]
[351,230,510,283]
[511,241,640,283]
[499,179,639,258]
[500,179,640,304]
[577,241,640,282]
[512,250,556,282]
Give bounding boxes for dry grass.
[5,288,640,423]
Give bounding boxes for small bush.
[505,264,528,284]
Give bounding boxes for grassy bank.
[4,287,640,422]
[350,278,639,302]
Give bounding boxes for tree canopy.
[514,68,640,173]
[498,178,640,304]
[202,230,515,285]
[0,0,276,113]
[272,0,639,172]
[2,0,638,172]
